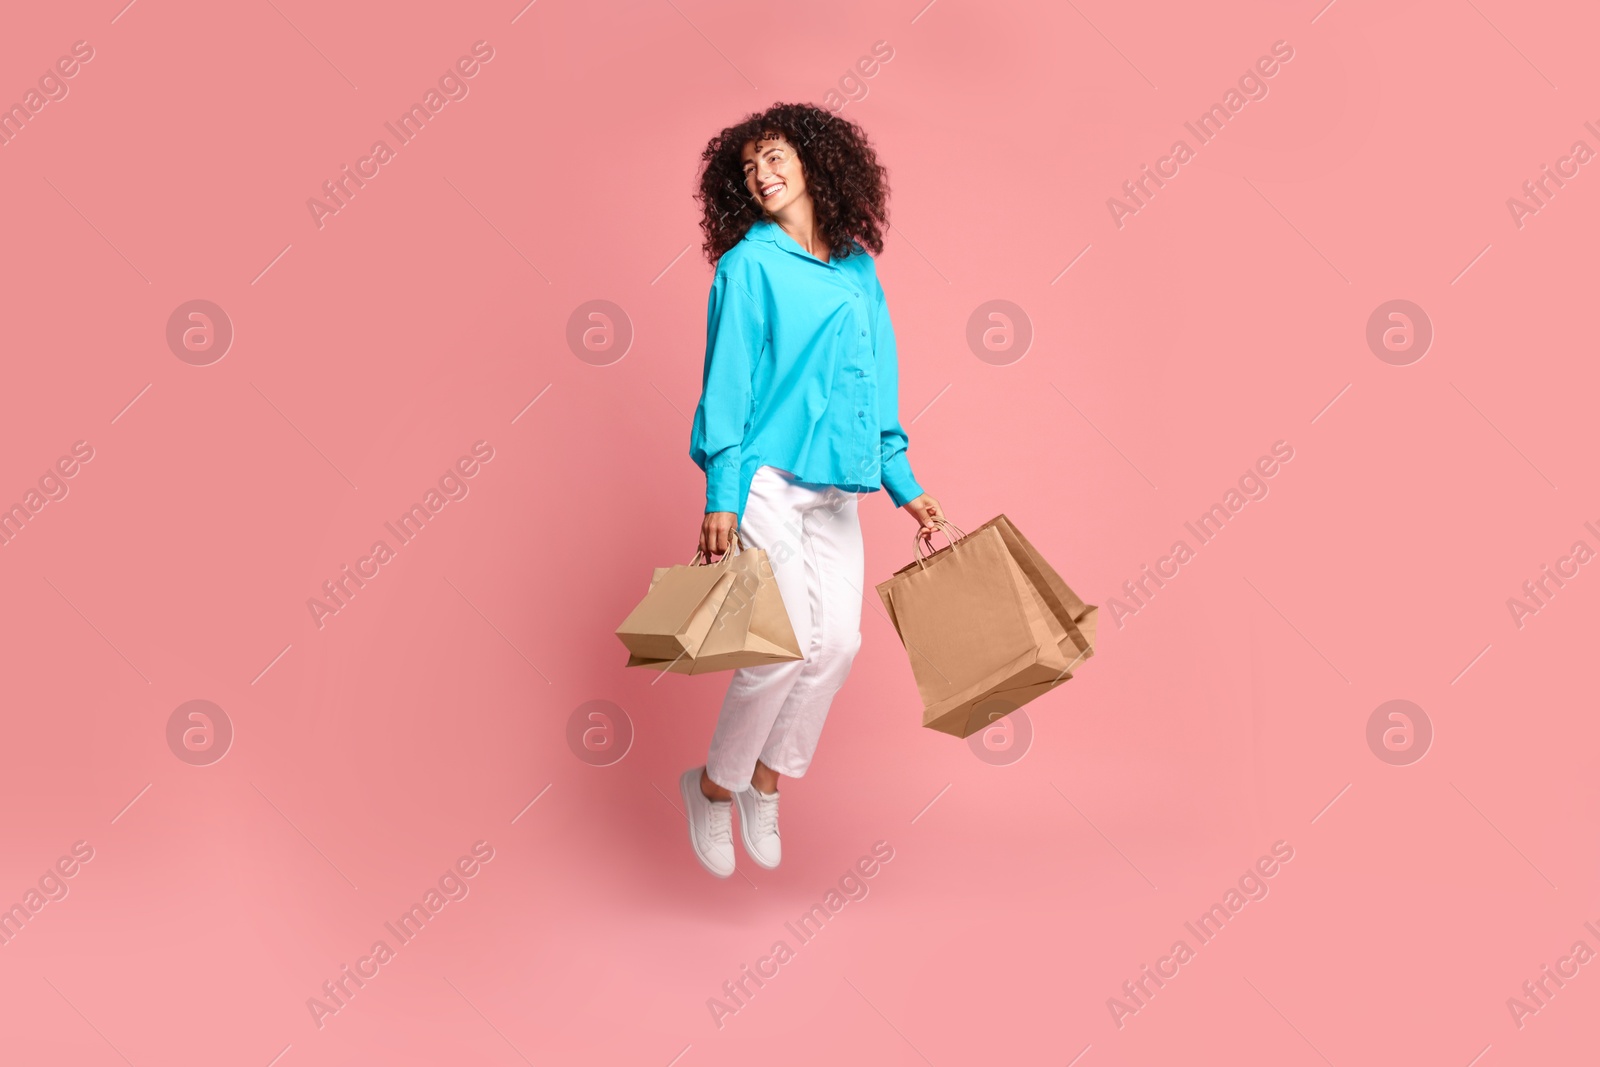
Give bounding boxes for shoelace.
[752,791,779,838]
[707,800,733,847]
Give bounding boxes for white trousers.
[705,464,865,792]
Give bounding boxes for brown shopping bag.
[614,539,738,662]
[986,514,1099,661]
[616,531,803,675]
[875,516,1098,738]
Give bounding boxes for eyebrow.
[743,146,786,168]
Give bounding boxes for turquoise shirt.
[689,217,924,524]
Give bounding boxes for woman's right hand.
[700,511,738,560]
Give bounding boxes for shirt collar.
[744,218,861,263]
[744,218,780,244]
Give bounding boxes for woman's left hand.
[903,492,944,548]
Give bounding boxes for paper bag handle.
[912,518,967,568]
[691,527,741,566]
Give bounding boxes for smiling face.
[742,135,806,214]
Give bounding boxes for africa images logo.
[305,841,496,1029]
[1106,39,1296,229]
[1105,441,1295,628]
[706,841,895,1029]
[306,41,496,230]
[1107,840,1296,1028]
[307,441,496,629]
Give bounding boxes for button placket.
[853,280,870,455]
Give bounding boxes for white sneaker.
[680,767,735,878]
[734,785,781,868]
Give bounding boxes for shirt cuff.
[705,462,742,514]
[881,452,924,508]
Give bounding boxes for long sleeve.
[872,273,925,507]
[689,269,761,514]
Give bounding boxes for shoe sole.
[736,793,781,870]
[680,770,733,879]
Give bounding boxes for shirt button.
[857,410,865,417]
[860,329,867,337]
[857,370,865,377]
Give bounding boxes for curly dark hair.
[694,102,890,266]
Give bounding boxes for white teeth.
[762,183,784,197]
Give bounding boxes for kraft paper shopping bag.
[876,516,1097,737]
[987,514,1098,667]
[614,540,739,663]
[618,532,802,675]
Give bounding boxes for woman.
[680,103,943,878]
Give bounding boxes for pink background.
[1,0,1595,1063]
